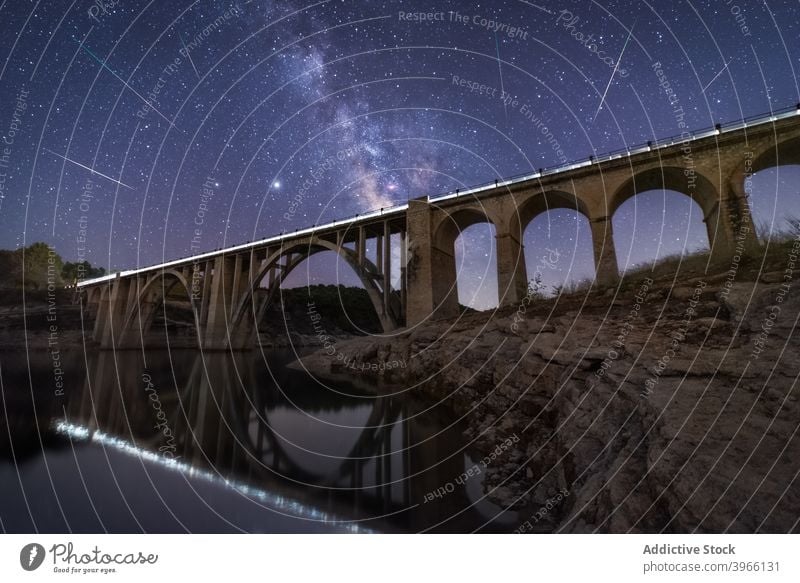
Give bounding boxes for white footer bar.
[1,534,796,582]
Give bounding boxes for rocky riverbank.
[292,267,800,533]
[0,303,89,350]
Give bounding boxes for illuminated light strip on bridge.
[54,420,374,533]
[78,106,800,288]
[76,203,408,287]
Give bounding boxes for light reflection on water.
[0,349,518,533]
[52,420,369,533]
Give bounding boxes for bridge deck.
[78,104,800,288]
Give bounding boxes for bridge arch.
[610,166,719,219]
[610,166,719,269]
[232,237,399,346]
[81,283,109,309]
[513,190,591,232]
[84,285,105,305]
[751,135,800,173]
[430,206,500,316]
[237,391,402,487]
[745,136,800,240]
[514,190,595,293]
[433,206,500,249]
[119,269,199,349]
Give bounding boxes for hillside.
[293,245,800,533]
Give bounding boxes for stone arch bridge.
[78,108,800,350]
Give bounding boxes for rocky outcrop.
[293,270,800,533]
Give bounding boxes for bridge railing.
[428,102,800,204]
[76,203,410,287]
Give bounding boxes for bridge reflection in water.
[59,350,517,532]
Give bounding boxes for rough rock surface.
[294,271,800,533]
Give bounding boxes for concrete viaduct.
[78,107,800,350]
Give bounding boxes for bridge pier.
[203,255,236,350]
[703,192,759,265]
[719,174,759,259]
[117,277,156,349]
[91,283,110,341]
[496,228,529,307]
[589,217,620,286]
[94,275,131,348]
[199,259,213,324]
[406,198,449,325]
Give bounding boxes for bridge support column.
[406,198,447,325]
[84,287,101,311]
[382,220,392,317]
[204,255,236,350]
[590,217,619,286]
[199,260,213,324]
[82,287,101,329]
[728,170,759,252]
[357,226,366,266]
[92,284,111,343]
[430,242,459,320]
[706,179,760,263]
[229,254,254,350]
[231,254,245,312]
[95,275,131,348]
[495,229,528,307]
[400,230,408,316]
[116,276,147,349]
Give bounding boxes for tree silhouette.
[61,260,106,285]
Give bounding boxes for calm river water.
[0,349,518,533]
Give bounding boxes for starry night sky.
[1,0,800,308]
